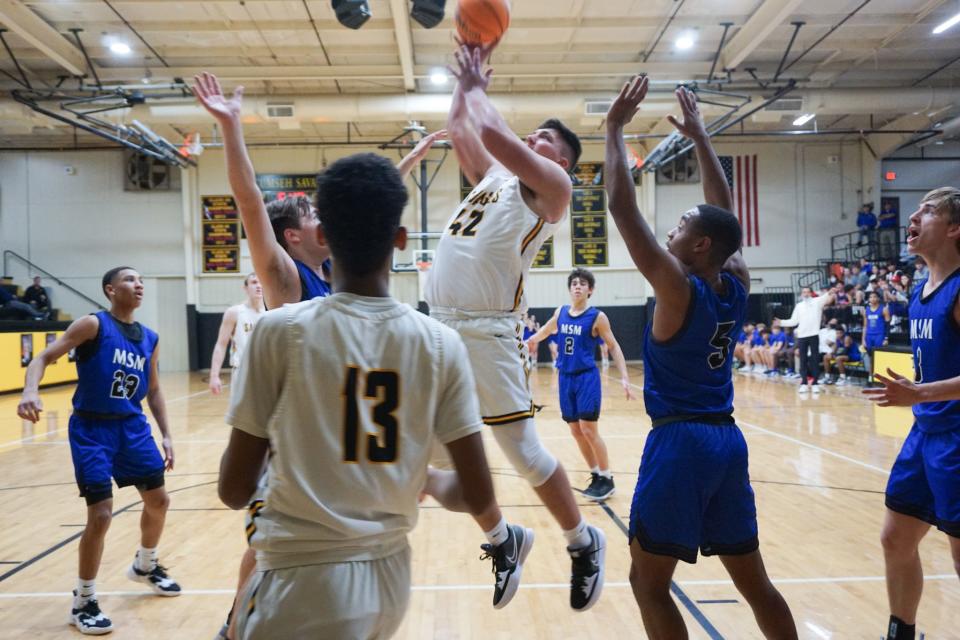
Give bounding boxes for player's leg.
[68,415,117,634]
[836,355,849,384]
[950,535,960,580]
[116,415,180,596]
[882,425,936,637]
[576,369,611,501]
[719,552,797,639]
[561,371,597,492]
[220,547,257,640]
[628,541,685,639]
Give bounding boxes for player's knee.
[87,504,113,532]
[523,445,557,487]
[143,488,170,513]
[567,421,583,437]
[880,523,913,555]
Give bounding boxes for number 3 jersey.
[72,310,158,416]
[909,267,960,434]
[425,169,562,314]
[642,272,747,422]
[226,293,483,568]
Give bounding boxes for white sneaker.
[811,384,821,395]
[798,384,809,394]
[836,377,848,386]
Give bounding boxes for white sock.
[563,519,591,549]
[590,466,600,475]
[599,469,613,479]
[75,578,96,606]
[136,546,158,572]
[483,517,510,546]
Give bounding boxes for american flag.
[719,155,760,247]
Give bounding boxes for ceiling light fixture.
[109,41,131,55]
[332,0,371,29]
[932,11,960,34]
[793,113,815,126]
[429,69,448,85]
[675,31,696,50]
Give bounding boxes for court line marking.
[3,574,956,599]
[600,372,891,476]
[0,386,217,450]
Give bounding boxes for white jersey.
[229,302,264,367]
[226,293,483,569]
[425,169,563,314]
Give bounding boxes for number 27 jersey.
[642,273,747,421]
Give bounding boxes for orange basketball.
[455,0,510,46]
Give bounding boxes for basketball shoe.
[479,523,534,609]
[127,561,182,596]
[70,591,113,635]
[568,525,605,611]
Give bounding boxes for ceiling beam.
[0,0,86,76]
[388,0,415,91]
[721,0,806,70]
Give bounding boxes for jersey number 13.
[342,367,400,464]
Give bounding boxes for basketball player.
[422,42,605,610]
[863,187,960,640]
[209,273,265,395]
[606,75,796,639]
[220,153,530,638]
[526,267,635,501]
[17,267,180,635]
[193,72,443,309]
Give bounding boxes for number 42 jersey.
[642,272,747,422]
[226,293,483,569]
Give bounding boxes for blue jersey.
[72,311,158,416]
[295,259,331,300]
[643,273,747,422]
[769,332,785,346]
[556,305,600,375]
[865,305,887,340]
[909,268,960,434]
[784,332,796,348]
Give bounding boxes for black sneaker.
[568,525,606,612]
[585,475,615,502]
[126,562,182,596]
[479,524,534,609]
[583,472,600,495]
[70,591,113,635]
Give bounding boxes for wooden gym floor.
[0,365,957,639]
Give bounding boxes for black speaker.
[411,0,446,28]
[332,0,371,29]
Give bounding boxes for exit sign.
[885,171,897,180]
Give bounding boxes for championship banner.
[570,162,609,267]
[201,195,241,273]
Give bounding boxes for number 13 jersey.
[425,169,562,314]
[226,293,483,568]
[642,273,747,422]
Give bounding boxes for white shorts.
[236,547,411,640]
[432,311,534,425]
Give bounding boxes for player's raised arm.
[605,75,688,303]
[447,40,501,186]
[396,130,449,179]
[669,87,732,212]
[193,72,301,307]
[452,45,571,222]
[17,314,99,422]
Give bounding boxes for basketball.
[455,0,510,45]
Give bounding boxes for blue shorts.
[886,425,960,537]
[629,420,759,563]
[559,368,601,423]
[865,333,885,349]
[68,413,166,504]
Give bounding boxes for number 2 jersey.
[425,169,561,314]
[72,310,158,416]
[642,272,747,422]
[909,267,960,434]
[226,293,483,568]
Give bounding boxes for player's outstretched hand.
[862,367,921,407]
[606,74,648,130]
[667,86,708,142]
[454,35,499,63]
[192,72,244,123]
[162,437,175,471]
[16,392,42,423]
[449,44,493,93]
[621,378,637,401]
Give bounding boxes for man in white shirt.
[218,154,531,639]
[777,287,835,394]
[421,41,605,611]
[208,273,265,395]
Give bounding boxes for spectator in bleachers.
[850,264,868,289]
[856,202,877,247]
[913,256,928,282]
[779,326,799,378]
[877,201,899,259]
[0,286,45,321]
[733,322,754,370]
[21,276,50,317]
[826,333,862,386]
[763,324,786,376]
